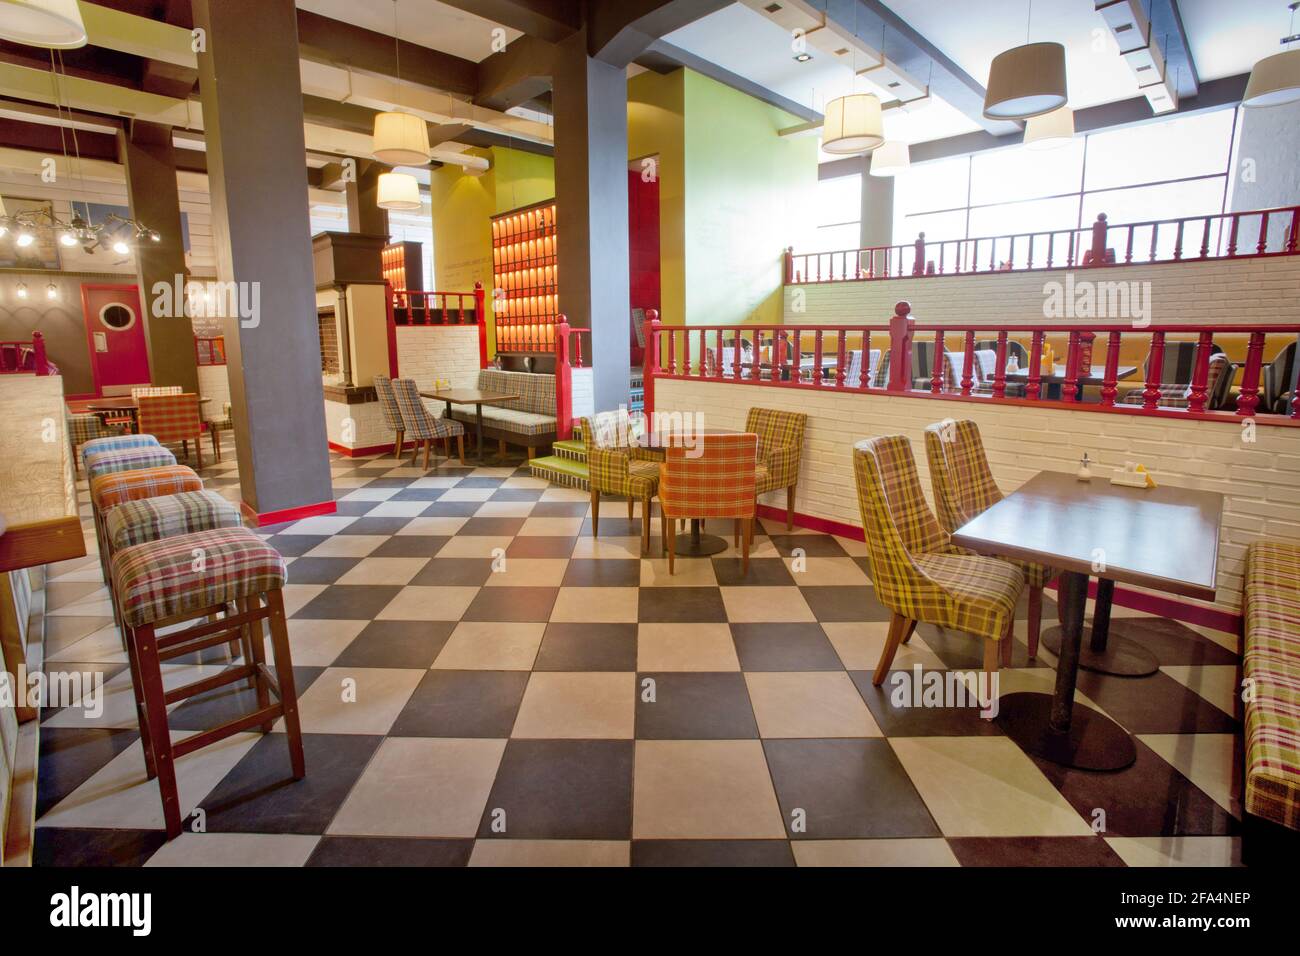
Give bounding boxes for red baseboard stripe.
[328,440,408,458]
[241,499,337,528]
[759,503,1242,636]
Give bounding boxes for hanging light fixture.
[822,93,884,154]
[1244,2,1300,107]
[376,171,421,211]
[984,41,1067,118]
[869,140,910,176]
[0,0,87,49]
[372,0,430,167]
[1024,105,1074,149]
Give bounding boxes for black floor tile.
[637,587,727,623]
[285,557,361,585]
[632,839,795,867]
[534,623,638,671]
[460,517,527,536]
[333,621,456,669]
[411,558,495,587]
[948,836,1126,867]
[389,670,529,737]
[561,558,640,588]
[36,727,140,817]
[1074,670,1239,734]
[369,535,451,558]
[292,585,403,620]
[166,666,324,731]
[713,557,794,587]
[851,671,1006,737]
[635,673,758,739]
[462,586,557,622]
[506,536,578,558]
[339,517,414,536]
[768,535,849,557]
[731,623,843,671]
[306,836,472,867]
[34,827,167,867]
[263,535,325,557]
[800,586,890,622]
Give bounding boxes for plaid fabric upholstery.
[137,393,202,444]
[872,351,892,388]
[1118,354,1232,410]
[373,375,403,431]
[476,369,556,417]
[105,490,243,551]
[131,385,182,400]
[1243,541,1300,830]
[923,420,1056,590]
[744,407,806,494]
[578,414,659,500]
[852,435,1024,643]
[450,406,555,437]
[391,378,465,441]
[86,447,178,484]
[112,526,286,628]
[80,433,160,472]
[91,465,203,512]
[659,433,758,520]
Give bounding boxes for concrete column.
[193,0,333,523]
[346,159,390,236]
[552,29,631,413]
[861,154,895,247]
[119,121,199,394]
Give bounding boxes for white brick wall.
[396,326,481,390]
[571,368,594,418]
[324,398,390,452]
[655,376,1300,618]
[785,256,1300,327]
[197,364,230,419]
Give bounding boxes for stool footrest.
[162,662,258,706]
[171,703,284,759]
[155,603,259,649]
[157,625,249,664]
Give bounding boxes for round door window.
[99,303,136,331]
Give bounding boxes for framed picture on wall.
[0,197,61,270]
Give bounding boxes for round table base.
[1040,624,1160,677]
[996,692,1137,771]
[673,531,729,557]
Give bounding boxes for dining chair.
[746,407,807,531]
[136,393,205,468]
[659,432,758,574]
[390,377,465,468]
[205,402,234,462]
[852,435,1026,690]
[1261,340,1296,414]
[1119,352,1232,410]
[580,411,661,555]
[373,374,406,458]
[923,419,1058,658]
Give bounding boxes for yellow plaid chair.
[659,432,758,575]
[852,435,1026,689]
[923,419,1058,657]
[745,407,807,531]
[580,412,660,555]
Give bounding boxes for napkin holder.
[1110,461,1157,489]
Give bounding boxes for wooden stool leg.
[1027,586,1043,659]
[195,438,203,470]
[242,598,274,733]
[212,428,221,462]
[265,589,305,779]
[122,623,157,780]
[667,521,676,575]
[733,518,740,547]
[590,487,600,537]
[457,434,465,464]
[136,622,183,838]
[742,517,751,574]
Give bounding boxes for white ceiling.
[295,0,521,63]
[1179,0,1293,80]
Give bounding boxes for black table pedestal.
[673,518,728,557]
[1039,577,1159,677]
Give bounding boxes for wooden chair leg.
[641,497,651,555]
[182,439,188,462]
[195,436,203,470]
[627,497,634,520]
[660,509,668,551]
[393,429,404,459]
[135,622,183,838]
[265,589,305,780]
[742,517,751,574]
[211,428,221,462]
[872,612,912,686]
[590,487,600,537]
[667,519,676,575]
[786,485,796,531]
[457,434,465,464]
[734,518,740,547]
[423,439,432,469]
[900,619,918,644]
[1027,585,1043,659]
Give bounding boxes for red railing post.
[1027,331,1044,400]
[960,330,975,396]
[993,331,1008,399]
[644,310,660,422]
[1142,331,1167,411]
[474,281,489,367]
[860,330,872,388]
[912,233,926,277]
[887,302,913,392]
[32,330,49,376]
[930,330,945,394]
[813,329,824,386]
[784,246,794,284]
[1089,213,1108,266]
[1187,330,1214,413]
[835,331,847,387]
[1100,331,1122,407]
[1062,330,1081,402]
[554,315,573,440]
[1236,330,1266,416]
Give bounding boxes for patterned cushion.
[131,385,182,400]
[207,402,234,429]
[852,435,1024,643]
[1243,541,1300,830]
[451,406,554,437]
[1118,353,1231,410]
[80,433,159,471]
[112,527,286,627]
[105,490,243,551]
[745,407,806,493]
[137,393,202,443]
[86,447,178,484]
[91,465,203,512]
[659,433,758,520]
[391,378,466,441]
[577,414,659,499]
[373,376,403,431]
[475,369,557,417]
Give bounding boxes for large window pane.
[815,173,862,228]
[896,209,968,247]
[1084,110,1234,192]
[815,222,861,252]
[1081,177,1228,260]
[967,196,1083,268]
[969,137,1085,205]
[893,155,970,216]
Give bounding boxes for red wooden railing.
[642,305,1300,424]
[788,206,1300,284]
[0,332,51,375]
[391,282,485,326]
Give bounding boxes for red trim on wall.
[756,503,863,540]
[328,440,410,458]
[240,498,337,528]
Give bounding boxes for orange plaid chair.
[137,393,205,469]
[923,419,1058,658]
[659,432,758,574]
[853,435,1025,690]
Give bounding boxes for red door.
[81,284,151,397]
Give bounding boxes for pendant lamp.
[0,0,87,49]
[1245,3,1300,107]
[822,93,884,154]
[372,110,431,166]
[869,141,910,176]
[1024,106,1074,149]
[377,171,421,211]
[983,41,1067,119]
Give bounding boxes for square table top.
[950,470,1224,601]
[1004,364,1138,384]
[420,388,519,405]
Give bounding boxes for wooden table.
[642,425,741,557]
[1004,363,1138,401]
[951,470,1223,771]
[420,388,519,466]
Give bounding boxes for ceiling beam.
[476,35,555,111]
[1150,0,1200,98]
[587,0,733,68]
[438,0,580,44]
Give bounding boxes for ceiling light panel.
[1094,0,1151,54]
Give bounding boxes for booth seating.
[447,369,558,456]
[111,526,303,839]
[66,412,128,476]
[1243,541,1300,834]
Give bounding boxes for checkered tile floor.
[33,437,1246,866]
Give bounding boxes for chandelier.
[0,199,160,255]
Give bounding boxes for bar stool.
[90,464,201,583]
[111,526,304,839]
[80,433,160,473]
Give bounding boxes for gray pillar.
[193,0,333,522]
[119,121,199,394]
[346,159,390,237]
[861,154,895,247]
[552,29,631,413]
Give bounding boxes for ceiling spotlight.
[15,229,35,247]
[46,283,57,300]
[59,230,77,246]
[148,230,160,242]
[112,238,130,255]
[16,282,28,299]
[793,52,812,62]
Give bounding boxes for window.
[98,303,135,331]
[889,108,1238,249]
[815,173,861,250]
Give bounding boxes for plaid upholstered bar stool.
[852,435,1026,695]
[923,420,1059,658]
[86,447,180,583]
[111,526,304,839]
[80,433,160,473]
